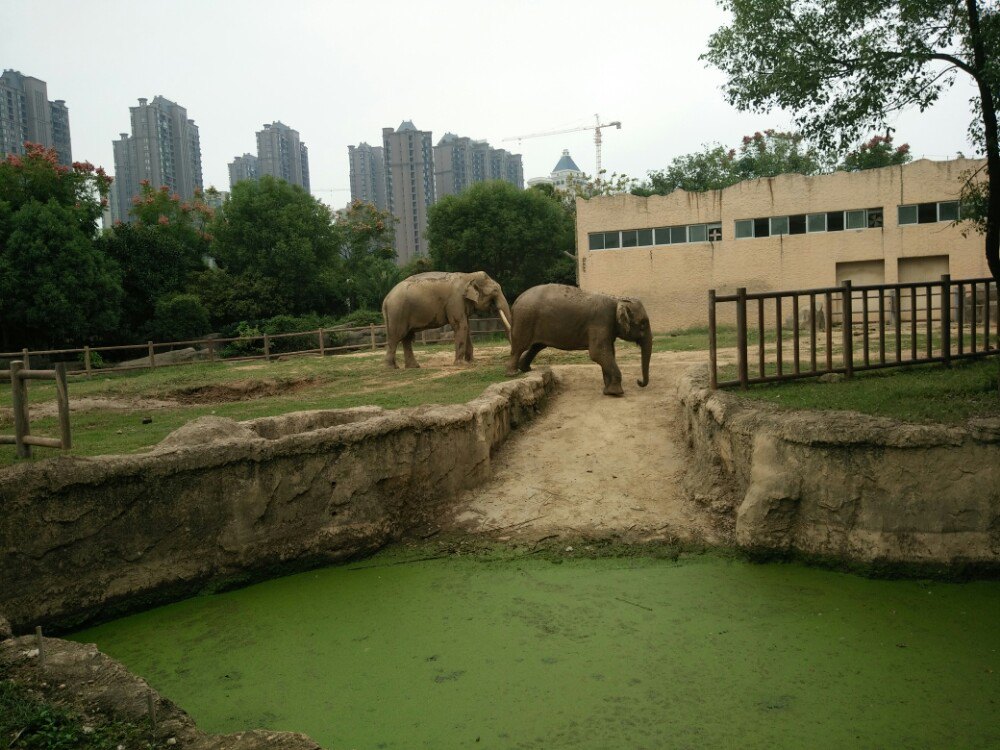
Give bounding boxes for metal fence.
[708,275,1000,389]
[0,318,507,378]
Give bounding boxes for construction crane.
[503,114,622,176]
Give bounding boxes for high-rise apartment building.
[110,96,203,223]
[228,153,259,186]
[348,142,387,210]
[383,120,435,265]
[256,121,309,192]
[0,69,72,166]
[434,133,524,198]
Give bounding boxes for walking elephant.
[505,284,652,396]
[382,271,513,368]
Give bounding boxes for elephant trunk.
[495,292,513,341]
[637,331,652,388]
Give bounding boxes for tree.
[0,145,121,349]
[703,0,1000,279]
[636,130,828,196]
[427,181,575,299]
[206,176,343,319]
[150,293,211,341]
[101,182,214,340]
[334,200,400,311]
[839,134,913,171]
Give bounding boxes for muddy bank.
[678,366,1000,571]
[0,372,554,633]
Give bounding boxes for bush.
[150,294,211,342]
[335,308,383,327]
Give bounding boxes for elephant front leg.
[452,319,471,365]
[464,326,474,362]
[402,332,420,369]
[589,343,623,396]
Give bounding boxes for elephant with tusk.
[382,271,513,369]
[505,284,652,396]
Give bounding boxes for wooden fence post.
[318,329,325,357]
[263,333,271,362]
[55,363,71,450]
[941,274,952,366]
[22,348,30,369]
[369,323,376,350]
[10,361,30,459]
[208,340,216,361]
[842,280,854,379]
[736,287,749,389]
[147,341,155,368]
[708,289,718,389]
[84,345,92,377]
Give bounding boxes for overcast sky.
[5,0,981,206]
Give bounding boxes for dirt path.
[448,351,729,545]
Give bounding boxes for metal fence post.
[842,280,854,379]
[708,289,718,389]
[941,274,952,366]
[736,287,749,388]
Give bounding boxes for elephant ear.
[616,300,635,332]
[464,278,484,304]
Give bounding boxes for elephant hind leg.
[402,332,420,369]
[385,331,400,369]
[464,326,474,362]
[518,343,545,372]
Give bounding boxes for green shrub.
[335,308,383,327]
[150,294,211,342]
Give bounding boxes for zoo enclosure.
[708,275,1000,389]
[0,318,508,377]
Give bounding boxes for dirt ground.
[448,351,730,546]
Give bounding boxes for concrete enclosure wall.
[0,372,555,633]
[578,159,988,330]
[677,368,1000,571]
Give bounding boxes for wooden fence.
[0,361,71,458]
[0,318,507,377]
[708,275,1000,389]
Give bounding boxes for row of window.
[589,200,963,249]
[589,223,722,250]
[735,207,884,239]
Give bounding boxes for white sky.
[5,0,981,207]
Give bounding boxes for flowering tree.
[0,144,121,348]
[839,134,913,172]
[334,200,399,311]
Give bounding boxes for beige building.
[383,120,435,265]
[577,159,988,331]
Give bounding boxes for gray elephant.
[505,284,652,396]
[382,271,513,368]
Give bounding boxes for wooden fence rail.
[0,361,71,458]
[708,275,1000,389]
[0,319,507,378]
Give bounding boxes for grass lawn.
[0,329,715,467]
[730,356,1000,424]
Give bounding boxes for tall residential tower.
[110,96,203,223]
[383,120,435,265]
[256,121,309,191]
[0,69,72,166]
[348,142,387,210]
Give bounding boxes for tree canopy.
[0,145,121,349]
[703,0,1000,278]
[427,180,575,300]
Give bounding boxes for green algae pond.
[71,550,1000,749]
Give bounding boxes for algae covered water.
[72,551,1000,749]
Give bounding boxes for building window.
[770,216,789,236]
[735,219,753,239]
[898,201,961,225]
[807,213,826,233]
[670,226,687,244]
[655,227,671,245]
[637,228,654,246]
[708,223,722,242]
[753,217,770,238]
[688,224,708,243]
[789,214,807,234]
[826,211,845,232]
[604,231,620,249]
[846,209,866,230]
[621,229,638,248]
[589,233,604,250]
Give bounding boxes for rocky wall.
[0,371,555,633]
[678,367,1000,571]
